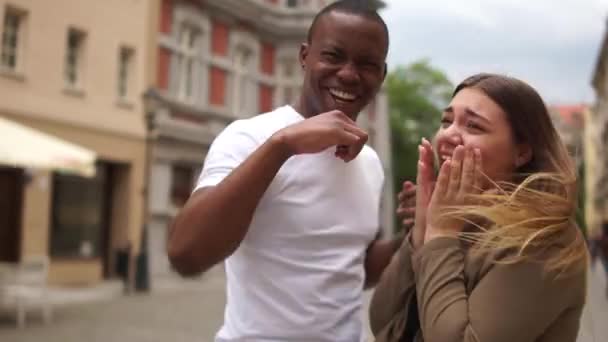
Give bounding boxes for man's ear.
[299,43,309,69]
[515,144,533,168]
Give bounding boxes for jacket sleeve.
[369,232,418,339]
[412,237,585,342]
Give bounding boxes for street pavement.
[1,264,608,342]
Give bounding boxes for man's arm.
[168,135,291,276]
[168,110,367,276]
[364,179,417,288]
[363,234,404,288]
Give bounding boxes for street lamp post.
[133,87,162,293]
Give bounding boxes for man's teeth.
[329,88,356,101]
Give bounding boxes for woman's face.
[434,87,529,184]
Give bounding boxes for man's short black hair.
[306,0,389,50]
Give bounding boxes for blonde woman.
[369,73,588,342]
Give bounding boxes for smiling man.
[168,1,401,341]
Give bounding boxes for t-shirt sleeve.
[194,120,260,191]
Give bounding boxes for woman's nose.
[442,126,464,146]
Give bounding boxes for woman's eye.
[440,118,452,127]
[466,121,482,130]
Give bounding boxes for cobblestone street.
[1,265,607,342]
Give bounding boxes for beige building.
[0,0,156,286]
[144,0,395,280]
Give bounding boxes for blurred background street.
[2,264,608,342]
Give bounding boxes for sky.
[379,0,608,105]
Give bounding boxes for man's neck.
[293,97,315,119]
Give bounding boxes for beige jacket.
[369,229,587,342]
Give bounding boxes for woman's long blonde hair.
[445,74,587,274]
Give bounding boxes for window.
[278,59,299,106]
[1,8,25,71]
[117,46,134,99]
[232,46,255,115]
[174,24,200,102]
[64,28,86,88]
[166,6,210,106]
[170,165,195,208]
[51,164,110,259]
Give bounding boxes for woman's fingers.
[421,138,435,170]
[459,147,475,196]
[446,145,464,198]
[434,157,451,199]
[473,148,484,193]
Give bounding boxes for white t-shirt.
[196,105,385,342]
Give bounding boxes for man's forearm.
[363,232,405,288]
[168,134,292,275]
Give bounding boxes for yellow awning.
[0,116,96,177]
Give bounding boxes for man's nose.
[336,62,360,85]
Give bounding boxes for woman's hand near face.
[410,138,435,249]
[424,145,483,243]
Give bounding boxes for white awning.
[0,116,96,177]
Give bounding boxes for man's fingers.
[342,122,368,140]
[335,128,362,145]
[333,122,367,162]
[402,181,415,192]
[398,188,416,206]
[397,206,416,217]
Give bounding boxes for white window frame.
[176,25,198,102]
[64,28,86,89]
[275,46,301,108]
[167,5,210,106]
[0,6,27,75]
[230,30,259,117]
[117,46,135,101]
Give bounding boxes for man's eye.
[323,52,339,62]
[363,61,380,70]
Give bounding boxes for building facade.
[145,0,394,280]
[589,22,608,237]
[0,0,154,286]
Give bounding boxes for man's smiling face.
[298,11,388,120]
